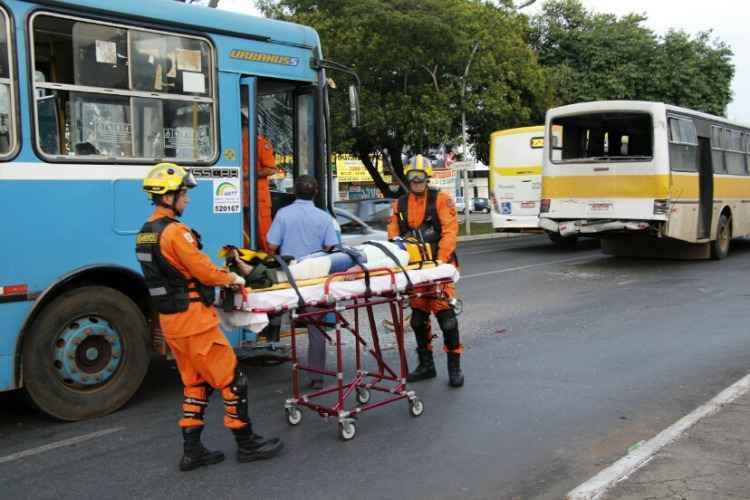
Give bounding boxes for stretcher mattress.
[218,263,459,332]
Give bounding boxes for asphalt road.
[3,235,750,499]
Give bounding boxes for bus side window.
[31,13,216,163]
[0,6,17,158]
[668,117,698,172]
[711,126,726,174]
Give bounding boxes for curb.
[458,232,533,242]
[566,371,750,500]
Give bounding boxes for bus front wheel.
[710,213,731,260]
[22,286,150,421]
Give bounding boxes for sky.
[217,0,749,124]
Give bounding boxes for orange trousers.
[257,201,272,253]
[410,283,463,354]
[165,327,248,430]
[410,282,455,313]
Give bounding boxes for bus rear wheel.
[22,286,149,421]
[710,213,731,260]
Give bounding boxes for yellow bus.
[539,100,750,258]
[489,126,545,232]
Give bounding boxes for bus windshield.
[551,112,653,163]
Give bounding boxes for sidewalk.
[568,374,750,500]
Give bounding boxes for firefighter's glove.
[229,272,246,288]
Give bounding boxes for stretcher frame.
[236,266,455,441]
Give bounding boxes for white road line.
[462,254,599,280]
[566,372,750,500]
[0,427,124,465]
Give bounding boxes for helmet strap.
[153,193,180,217]
[171,190,184,217]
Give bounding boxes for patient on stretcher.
[222,239,431,289]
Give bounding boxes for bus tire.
[546,230,578,247]
[22,286,149,421]
[710,213,731,260]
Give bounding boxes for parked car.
[472,197,490,214]
[334,207,388,246]
[455,196,490,214]
[335,198,393,229]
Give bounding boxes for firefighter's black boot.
[233,426,284,463]
[447,352,464,388]
[179,426,225,472]
[407,348,437,382]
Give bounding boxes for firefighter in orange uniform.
[136,163,283,471]
[242,123,277,251]
[387,155,464,387]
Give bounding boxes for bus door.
[239,77,257,248]
[697,136,714,239]
[241,78,323,248]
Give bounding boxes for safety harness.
[396,189,457,265]
[135,217,216,314]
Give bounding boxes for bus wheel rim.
[53,316,123,388]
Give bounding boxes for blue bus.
[0,0,352,420]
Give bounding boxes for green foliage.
[259,0,546,187]
[256,0,735,195]
[531,0,734,115]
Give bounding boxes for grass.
[458,222,494,236]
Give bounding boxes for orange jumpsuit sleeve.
[435,192,458,262]
[387,200,401,239]
[162,224,234,287]
[256,136,276,176]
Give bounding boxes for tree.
[531,0,734,116]
[258,0,546,195]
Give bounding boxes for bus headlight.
[540,198,551,213]
[653,199,669,215]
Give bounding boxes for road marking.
[0,427,124,465]
[462,255,599,280]
[566,372,750,500]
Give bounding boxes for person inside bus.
[266,175,339,390]
[135,163,283,471]
[388,155,464,387]
[241,110,277,251]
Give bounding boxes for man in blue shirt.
[267,175,338,389]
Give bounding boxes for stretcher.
[218,262,459,440]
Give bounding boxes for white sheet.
[218,263,459,332]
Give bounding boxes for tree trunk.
[354,137,391,197]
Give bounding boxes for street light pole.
[460,41,480,236]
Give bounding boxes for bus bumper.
[540,218,651,236]
[492,214,540,230]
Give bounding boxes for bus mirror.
[348,84,360,128]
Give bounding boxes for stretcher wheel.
[355,387,371,405]
[339,421,357,441]
[409,398,425,418]
[285,406,303,426]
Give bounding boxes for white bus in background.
[539,100,750,259]
[489,126,550,233]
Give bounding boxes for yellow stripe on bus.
[542,175,670,198]
[668,173,750,200]
[543,173,750,200]
[492,165,542,176]
[490,126,544,138]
